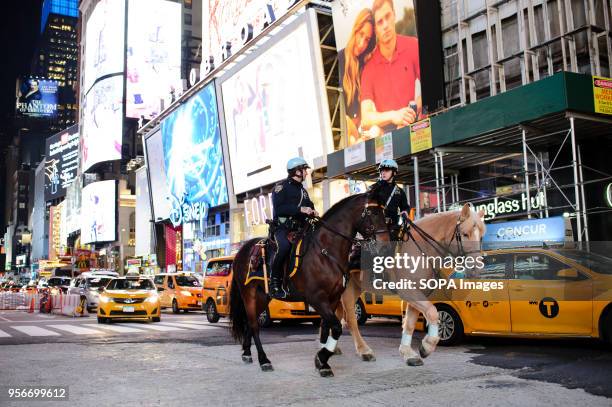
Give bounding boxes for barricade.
[0,292,88,316]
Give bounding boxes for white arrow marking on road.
[47,324,105,335]
[0,329,11,337]
[82,324,146,333]
[12,326,61,337]
[156,322,222,330]
[121,323,187,332]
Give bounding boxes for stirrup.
[269,279,287,299]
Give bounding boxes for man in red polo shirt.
[360,0,421,135]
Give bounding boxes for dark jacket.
[272,177,315,223]
[373,180,410,225]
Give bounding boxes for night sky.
[1,1,43,229]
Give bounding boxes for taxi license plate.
[123,306,135,313]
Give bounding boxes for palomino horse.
[229,187,390,377]
[337,204,485,365]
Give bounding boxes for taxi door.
[448,253,511,333]
[160,276,174,308]
[508,252,592,335]
[204,260,232,315]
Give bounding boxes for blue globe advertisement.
[158,83,228,226]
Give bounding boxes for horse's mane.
[321,193,364,222]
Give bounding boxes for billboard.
[483,217,566,249]
[126,0,181,119]
[201,0,302,74]
[83,0,126,93]
[145,83,228,224]
[65,177,82,234]
[15,77,59,118]
[220,16,332,194]
[80,180,117,244]
[44,125,80,201]
[81,76,123,172]
[331,0,444,145]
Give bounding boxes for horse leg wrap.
[400,333,412,347]
[427,323,439,338]
[324,337,338,353]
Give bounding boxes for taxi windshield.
[555,250,612,275]
[87,277,112,288]
[47,277,71,286]
[107,279,155,290]
[176,276,201,287]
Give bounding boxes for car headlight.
[180,290,192,296]
[99,295,110,303]
[145,295,159,303]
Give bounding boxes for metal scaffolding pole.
[439,152,447,211]
[569,116,582,242]
[455,174,460,204]
[522,129,532,218]
[450,169,456,204]
[534,152,543,218]
[578,145,589,241]
[434,153,441,212]
[540,151,549,217]
[413,156,421,219]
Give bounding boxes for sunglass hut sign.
[475,191,545,220]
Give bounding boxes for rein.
[311,202,388,246]
[404,215,468,258]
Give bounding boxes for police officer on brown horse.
[374,159,410,239]
[269,157,319,299]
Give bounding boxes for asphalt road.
[0,310,610,406]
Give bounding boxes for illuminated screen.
[146,83,228,222]
[81,76,123,172]
[44,124,80,201]
[80,180,117,244]
[15,78,59,118]
[84,0,126,93]
[126,0,181,119]
[220,19,332,194]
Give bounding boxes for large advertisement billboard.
[331,0,444,145]
[220,16,332,194]
[126,0,181,119]
[145,83,228,225]
[201,0,302,74]
[83,0,126,93]
[80,180,117,244]
[81,76,123,173]
[44,125,80,201]
[15,77,59,118]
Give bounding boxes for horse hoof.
[419,345,430,359]
[315,355,323,370]
[319,368,334,378]
[361,354,376,362]
[260,363,274,372]
[406,357,424,366]
[242,355,253,364]
[333,347,342,356]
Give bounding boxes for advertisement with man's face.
[220,17,332,195]
[81,76,123,173]
[332,0,422,146]
[15,78,59,118]
[84,0,126,93]
[146,84,228,224]
[126,0,181,119]
[80,180,117,244]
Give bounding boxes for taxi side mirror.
[557,268,579,279]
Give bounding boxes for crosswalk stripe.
[157,322,221,330]
[12,326,61,337]
[47,324,105,335]
[82,324,146,333]
[181,320,225,325]
[0,328,11,338]
[122,323,187,332]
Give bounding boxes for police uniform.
[373,179,410,239]
[270,177,315,289]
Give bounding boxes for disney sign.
[169,193,209,228]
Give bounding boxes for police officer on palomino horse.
[373,159,410,240]
[269,157,319,299]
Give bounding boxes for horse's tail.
[229,273,247,343]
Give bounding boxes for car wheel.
[601,310,612,345]
[258,308,272,328]
[152,316,161,323]
[355,299,368,326]
[172,299,180,314]
[206,299,220,323]
[184,309,190,313]
[436,305,464,346]
[97,317,106,324]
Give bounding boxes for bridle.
[403,214,479,258]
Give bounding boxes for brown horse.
[229,188,390,377]
[337,204,486,365]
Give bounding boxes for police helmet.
[287,157,310,172]
[378,159,399,172]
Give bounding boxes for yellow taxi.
[153,273,203,313]
[356,292,406,325]
[202,256,320,327]
[97,276,161,323]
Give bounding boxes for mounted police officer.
[373,159,411,240]
[269,157,319,299]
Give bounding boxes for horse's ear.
[461,203,471,219]
[477,209,485,219]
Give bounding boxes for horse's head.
[454,204,486,275]
[357,183,391,242]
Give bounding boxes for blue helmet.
[378,159,398,171]
[287,157,310,172]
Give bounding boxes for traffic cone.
[28,296,35,313]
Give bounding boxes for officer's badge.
[274,184,283,193]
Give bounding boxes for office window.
[184,13,192,25]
